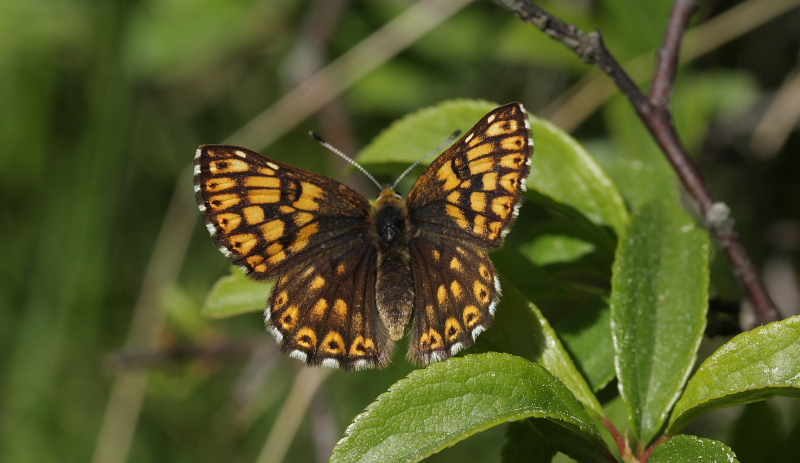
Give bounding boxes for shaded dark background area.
[1,0,798,462]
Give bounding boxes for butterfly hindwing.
[407,103,533,249]
[408,238,500,364]
[265,241,393,370]
[194,145,371,279]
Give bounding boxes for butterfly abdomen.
[374,188,415,340]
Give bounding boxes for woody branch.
[491,0,781,325]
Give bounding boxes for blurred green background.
[2,0,799,462]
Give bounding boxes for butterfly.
[194,102,533,370]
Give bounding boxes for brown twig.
[651,0,693,107]
[491,0,782,325]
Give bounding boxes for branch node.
[705,202,734,235]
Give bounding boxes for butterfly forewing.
[407,102,533,248]
[194,145,371,279]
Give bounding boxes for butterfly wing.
[194,145,371,279]
[266,240,393,370]
[194,145,392,369]
[405,102,533,363]
[407,238,500,363]
[406,102,532,248]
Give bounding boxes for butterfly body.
[373,188,415,340]
[194,102,533,370]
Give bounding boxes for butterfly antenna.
[309,131,383,191]
[391,130,461,190]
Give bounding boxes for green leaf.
[200,269,271,318]
[648,435,739,463]
[729,402,784,463]
[529,418,616,463]
[357,99,500,168]
[528,115,628,237]
[668,315,800,433]
[556,297,615,392]
[475,278,604,416]
[358,99,629,236]
[610,199,710,445]
[330,353,603,463]
[519,233,597,267]
[515,213,617,280]
[501,420,556,463]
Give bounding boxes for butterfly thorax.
[373,187,415,341]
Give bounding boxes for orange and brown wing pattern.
[406,102,533,249]
[408,238,500,364]
[265,240,394,370]
[194,145,371,280]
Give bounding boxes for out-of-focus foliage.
[1,0,798,462]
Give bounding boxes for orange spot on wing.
[500,153,525,169]
[470,191,487,212]
[244,176,281,188]
[468,158,493,175]
[249,189,282,204]
[466,143,492,160]
[210,159,249,173]
[208,194,241,211]
[295,327,317,349]
[481,172,497,190]
[243,206,265,224]
[445,205,470,230]
[321,332,346,354]
[229,234,258,255]
[260,219,285,243]
[215,213,242,233]
[437,161,460,191]
[501,135,526,151]
[205,177,237,192]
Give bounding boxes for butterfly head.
[375,186,403,202]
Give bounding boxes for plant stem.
[600,416,629,459]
